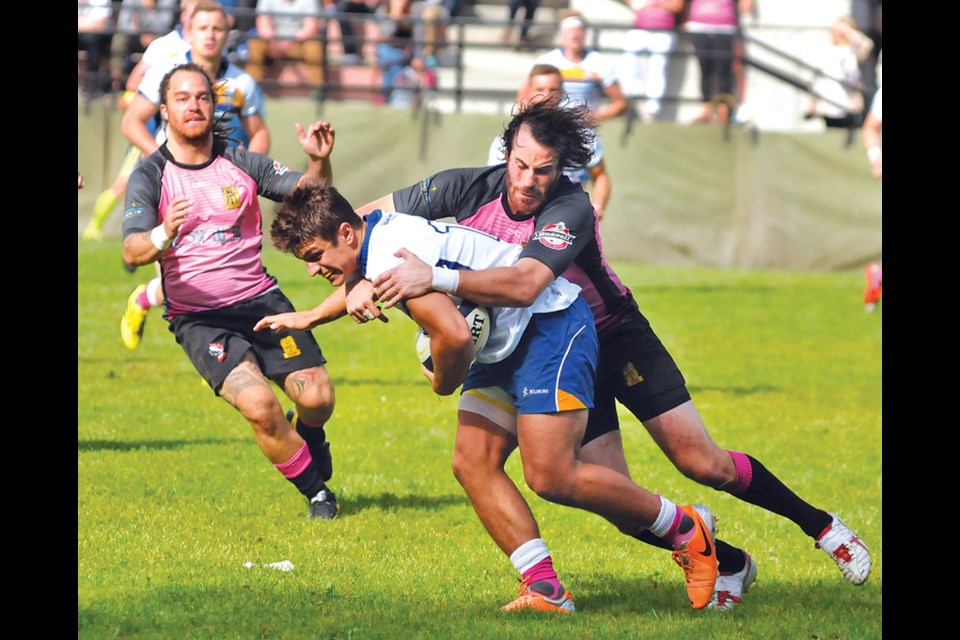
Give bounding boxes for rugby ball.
[416,299,491,372]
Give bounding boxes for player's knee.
[523,467,575,506]
[293,374,335,420]
[451,441,492,482]
[243,400,286,437]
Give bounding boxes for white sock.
[647,497,679,539]
[146,277,163,307]
[509,538,549,575]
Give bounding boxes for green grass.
[78,238,881,639]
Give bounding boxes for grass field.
[78,238,882,639]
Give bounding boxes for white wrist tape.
[431,267,460,294]
[866,147,882,163]
[150,224,172,251]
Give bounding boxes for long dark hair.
[501,96,596,172]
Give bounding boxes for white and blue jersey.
[360,210,583,364]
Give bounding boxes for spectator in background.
[617,0,684,122]
[682,0,753,124]
[224,0,259,33]
[502,1,541,50]
[375,0,437,106]
[851,0,881,117]
[325,0,381,65]
[805,15,873,130]
[489,64,611,221]
[246,0,324,90]
[532,11,627,124]
[529,12,624,217]
[78,0,114,96]
[110,1,179,92]
[861,85,881,312]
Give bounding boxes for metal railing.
[79,7,875,140]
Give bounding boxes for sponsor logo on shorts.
[221,185,241,210]
[522,387,549,397]
[208,341,227,362]
[272,161,290,176]
[280,336,302,359]
[622,362,645,387]
[532,222,575,250]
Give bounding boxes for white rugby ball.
[416,299,491,372]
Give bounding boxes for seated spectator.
[325,0,381,65]
[375,0,437,105]
[246,0,324,90]
[110,0,179,92]
[502,0,541,50]
[78,0,114,95]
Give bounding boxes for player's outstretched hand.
[373,248,434,309]
[253,310,315,333]
[297,120,335,161]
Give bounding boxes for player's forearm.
[247,129,271,155]
[356,193,395,216]
[430,343,472,395]
[591,174,611,216]
[302,156,332,183]
[122,232,166,267]
[596,100,627,121]
[121,118,161,156]
[311,287,349,326]
[862,117,881,152]
[453,265,547,308]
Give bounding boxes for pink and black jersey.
[122,141,302,317]
[391,166,640,336]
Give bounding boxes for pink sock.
[137,289,152,309]
[663,509,691,549]
[274,443,313,479]
[723,450,753,496]
[522,557,563,597]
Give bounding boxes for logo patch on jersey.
[622,362,645,387]
[272,161,290,176]
[221,185,241,210]
[208,341,227,362]
[122,205,145,220]
[280,336,302,359]
[417,178,437,204]
[532,222,575,250]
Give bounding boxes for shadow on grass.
[330,377,423,388]
[338,491,467,515]
[687,383,780,396]
[632,284,785,294]
[77,437,244,452]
